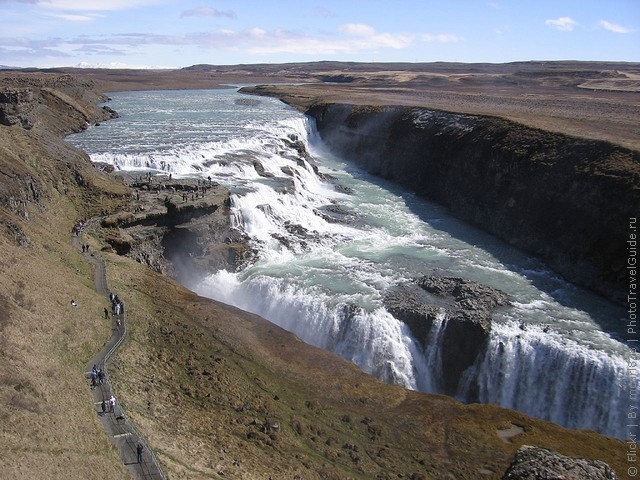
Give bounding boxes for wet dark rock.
[284,222,309,237]
[310,163,337,182]
[256,204,273,216]
[384,286,442,347]
[101,105,119,119]
[275,178,296,194]
[339,303,362,322]
[501,445,618,480]
[417,275,510,311]
[314,204,353,224]
[93,162,115,173]
[253,160,273,178]
[283,135,310,159]
[334,184,354,194]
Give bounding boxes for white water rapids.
[68,88,638,439]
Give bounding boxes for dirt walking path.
[73,223,166,479]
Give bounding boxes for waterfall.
[418,312,447,392]
[458,322,635,438]
[68,88,638,440]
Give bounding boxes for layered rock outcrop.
[307,103,640,305]
[0,75,118,222]
[100,178,251,282]
[0,75,117,135]
[0,88,36,129]
[384,275,509,394]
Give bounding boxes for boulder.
[501,445,618,480]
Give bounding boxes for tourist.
[109,395,116,413]
[136,443,144,463]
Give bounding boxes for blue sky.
[1,0,638,68]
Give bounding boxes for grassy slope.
[0,73,629,479]
[0,125,129,478]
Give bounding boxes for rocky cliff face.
[384,275,509,394]
[99,177,251,284]
[307,104,640,305]
[0,75,119,221]
[0,88,37,129]
[0,74,116,134]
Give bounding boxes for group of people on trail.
[181,184,211,203]
[90,364,105,389]
[109,292,125,320]
[100,395,117,414]
[73,218,88,236]
[98,391,146,465]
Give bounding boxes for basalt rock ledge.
[384,275,510,395]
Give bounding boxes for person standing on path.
[101,399,106,415]
[136,443,144,464]
[109,395,116,413]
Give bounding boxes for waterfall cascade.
[67,88,638,439]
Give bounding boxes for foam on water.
[67,88,638,439]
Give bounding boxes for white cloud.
[599,20,633,34]
[545,17,578,31]
[74,44,126,55]
[35,0,167,11]
[181,7,236,19]
[341,23,376,37]
[248,27,266,38]
[338,23,413,49]
[45,12,103,21]
[75,61,169,69]
[1,23,418,63]
[421,33,463,43]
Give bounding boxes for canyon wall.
[307,103,639,305]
